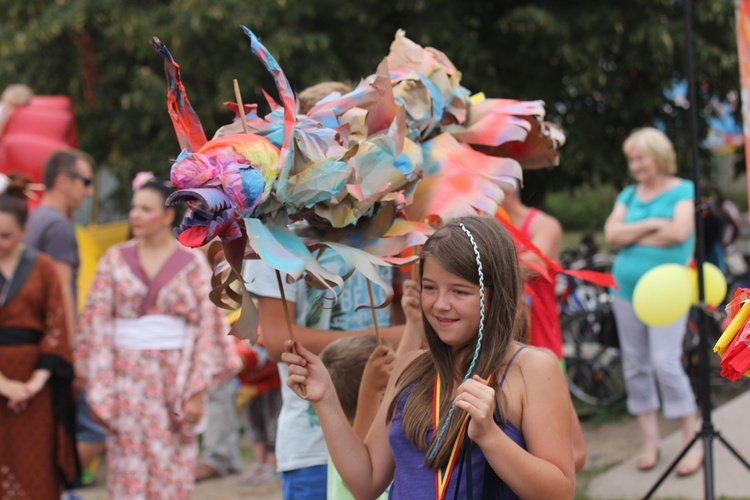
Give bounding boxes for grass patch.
[575,462,621,500]
[574,399,629,425]
[725,186,749,213]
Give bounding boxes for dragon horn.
[151,37,208,152]
[240,26,295,188]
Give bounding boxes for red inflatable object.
[0,95,77,183]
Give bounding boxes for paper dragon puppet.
[151,27,565,340]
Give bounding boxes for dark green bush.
[725,187,749,213]
[545,184,618,232]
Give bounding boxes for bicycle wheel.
[562,310,626,407]
[566,348,626,407]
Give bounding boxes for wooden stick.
[276,269,306,397]
[233,79,250,134]
[411,245,422,281]
[366,279,382,346]
[275,270,296,343]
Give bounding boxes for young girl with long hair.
[282,215,575,499]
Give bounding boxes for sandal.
[240,464,278,485]
[676,449,703,477]
[239,464,263,484]
[194,462,222,482]
[636,448,660,471]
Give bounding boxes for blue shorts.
[76,392,106,443]
[280,464,327,500]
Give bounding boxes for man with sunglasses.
[26,149,94,315]
[25,149,104,491]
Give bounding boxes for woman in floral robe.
[76,175,239,499]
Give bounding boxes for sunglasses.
[69,173,93,187]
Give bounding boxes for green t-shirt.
[327,456,390,500]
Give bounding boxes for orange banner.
[736,0,750,199]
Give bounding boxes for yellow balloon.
[633,264,693,327]
[688,263,728,307]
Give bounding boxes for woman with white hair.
[604,127,702,476]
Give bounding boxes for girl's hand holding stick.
[282,340,336,405]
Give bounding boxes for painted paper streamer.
[736,0,750,202]
[241,26,297,196]
[206,239,258,342]
[262,215,345,293]
[150,38,207,152]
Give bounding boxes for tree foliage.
[0,0,739,215]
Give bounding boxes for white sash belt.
[113,315,188,350]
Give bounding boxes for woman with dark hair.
[0,174,78,498]
[283,216,575,499]
[76,172,239,499]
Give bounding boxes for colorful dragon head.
[167,134,279,247]
[152,28,565,341]
[151,36,281,248]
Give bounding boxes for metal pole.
[682,0,715,497]
[648,3,750,497]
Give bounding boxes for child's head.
[320,335,382,423]
[1,84,32,107]
[419,215,521,374]
[297,81,352,115]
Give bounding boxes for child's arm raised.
[455,349,575,498]
[353,345,395,440]
[283,340,406,499]
[395,279,425,358]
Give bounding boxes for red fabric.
[234,337,259,375]
[720,321,750,381]
[518,207,539,235]
[515,209,563,357]
[525,275,564,358]
[494,207,616,358]
[495,209,618,290]
[234,336,281,393]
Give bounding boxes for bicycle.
[558,245,627,407]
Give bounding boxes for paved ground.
[77,458,282,500]
[586,389,750,500]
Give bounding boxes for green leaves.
[0,0,738,216]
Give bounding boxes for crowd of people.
[0,124,743,498]
[0,152,277,499]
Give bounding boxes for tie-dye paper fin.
[154,27,565,340]
[150,38,207,152]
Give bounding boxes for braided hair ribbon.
[428,222,486,460]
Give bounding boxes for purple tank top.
[387,347,526,499]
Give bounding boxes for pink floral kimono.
[76,241,240,499]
